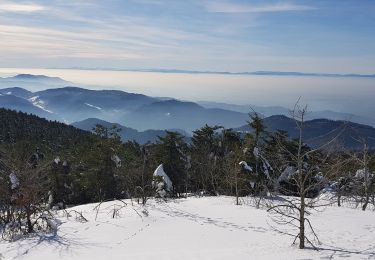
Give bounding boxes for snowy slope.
[0,197,374,260]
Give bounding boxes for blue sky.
[0,0,374,73]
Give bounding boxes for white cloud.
[0,24,144,60]
[205,1,315,13]
[0,2,45,13]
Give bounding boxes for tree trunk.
[235,169,239,205]
[362,194,369,211]
[235,183,239,206]
[299,194,305,249]
[26,207,33,233]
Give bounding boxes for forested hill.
[0,108,91,150]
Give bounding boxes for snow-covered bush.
[152,164,173,198]
[0,146,59,239]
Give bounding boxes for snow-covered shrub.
[152,164,173,198]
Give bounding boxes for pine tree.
[154,131,187,196]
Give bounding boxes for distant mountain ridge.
[1,81,373,129]
[12,74,68,82]
[0,76,250,130]
[0,73,73,91]
[51,68,375,78]
[197,101,375,127]
[236,115,375,150]
[1,74,375,149]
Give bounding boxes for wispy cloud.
[0,2,45,13]
[0,24,143,59]
[205,1,315,13]
[0,0,372,74]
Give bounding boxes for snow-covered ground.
[1,196,374,260]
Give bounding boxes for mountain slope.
[0,94,53,119]
[0,108,90,150]
[0,87,33,99]
[126,100,248,131]
[236,115,375,150]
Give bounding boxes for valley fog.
[0,67,374,117]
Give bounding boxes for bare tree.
[267,103,344,249]
[225,152,246,205]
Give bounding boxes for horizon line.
[45,67,375,78]
[1,67,375,78]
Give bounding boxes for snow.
[28,96,39,102]
[239,161,253,171]
[0,196,374,260]
[111,154,121,168]
[278,166,296,182]
[54,157,61,164]
[253,147,260,158]
[262,163,271,179]
[156,182,167,197]
[355,169,374,180]
[153,164,173,191]
[85,103,102,110]
[9,172,19,189]
[253,147,272,179]
[28,96,54,114]
[48,192,53,207]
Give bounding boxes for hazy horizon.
[1,67,374,119]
